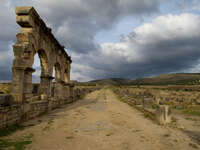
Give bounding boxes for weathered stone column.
[12,67,25,102]
[63,83,71,101]
[23,67,35,99]
[39,75,54,97]
[54,80,63,99]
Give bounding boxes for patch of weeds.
[132,129,141,133]
[47,120,54,124]
[0,124,23,137]
[0,139,32,150]
[65,136,74,139]
[42,125,50,131]
[173,105,186,110]
[185,117,197,121]
[143,112,153,120]
[183,109,200,117]
[171,117,177,123]
[24,133,34,140]
[106,133,113,136]
[163,134,170,137]
[152,104,159,109]
[0,134,33,150]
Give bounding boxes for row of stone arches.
[12,7,72,102]
[33,49,69,82]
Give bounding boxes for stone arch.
[37,49,48,76]
[11,7,72,102]
[33,49,51,96]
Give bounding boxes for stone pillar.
[54,80,64,99]
[63,83,71,101]
[156,105,172,125]
[12,67,25,102]
[12,42,31,102]
[24,67,35,99]
[39,75,54,97]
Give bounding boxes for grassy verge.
[0,124,33,150]
[0,134,33,150]
[0,124,23,137]
[183,109,200,117]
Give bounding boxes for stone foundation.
[0,6,100,129]
[113,88,172,125]
[0,87,98,129]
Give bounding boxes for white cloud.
[100,13,200,62]
[76,13,200,80]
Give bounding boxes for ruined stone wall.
[0,87,99,129]
[0,105,21,129]
[113,88,172,125]
[0,6,101,129]
[12,6,72,102]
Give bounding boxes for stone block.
[0,94,14,106]
[156,105,171,125]
[142,97,154,108]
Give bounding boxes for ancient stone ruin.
[12,6,72,102]
[0,7,97,129]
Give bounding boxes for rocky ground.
[1,89,199,150]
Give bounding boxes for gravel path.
[5,89,198,150]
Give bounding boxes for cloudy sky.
[1,0,200,82]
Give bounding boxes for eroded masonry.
[12,6,72,102]
[0,7,97,129]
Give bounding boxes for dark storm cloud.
[174,0,200,11]
[0,43,13,80]
[31,0,161,53]
[69,13,200,81]
[1,0,200,82]
[0,1,16,80]
[0,0,161,81]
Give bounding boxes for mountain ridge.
[80,73,200,85]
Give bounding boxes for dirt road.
[4,89,198,150]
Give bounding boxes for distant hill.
[89,78,131,85]
[79,73,200,86]
[131,73,200,85]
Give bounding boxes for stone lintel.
[25,67,35,73]
[16,6,35,15]
[15,6,72,63]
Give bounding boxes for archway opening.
[38,50,48,76]
[32,53,41,83]
[32,49,49,95]
[52,63,62,97]
[32,53,41,95]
